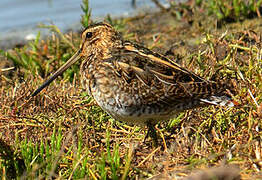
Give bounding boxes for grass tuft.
[81,0,91,28]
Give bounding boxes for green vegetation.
[0,32,44,77]
[196,0,262,22]
[81,0,91,28]
[0,0,261,179]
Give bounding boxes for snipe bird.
[32,22,234,139]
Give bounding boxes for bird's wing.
[103,42,227,103]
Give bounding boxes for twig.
[137,147,160,167]
[238,71,259,107]
[0,67,15,72]
[151,0,167,11]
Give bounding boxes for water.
[0,0,169,49]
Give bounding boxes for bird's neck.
[94,39,123,60]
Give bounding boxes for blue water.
[0,0,170,49]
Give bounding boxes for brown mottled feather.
[32,22,234,126]
[78,24,234,125]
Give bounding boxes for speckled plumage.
[32,22,234,127]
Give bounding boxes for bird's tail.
[200,95,235,107]
[198,79,237,108]
[199,73,239,108]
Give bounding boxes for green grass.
[0,125,129,179]
[0,32,44,77]
[81,0,91,28]
[197,0,262,22]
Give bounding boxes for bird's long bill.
[31,49,82,97]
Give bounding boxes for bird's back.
[82,41,234,125]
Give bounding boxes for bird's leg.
[144,121,158,146]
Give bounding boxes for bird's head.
[31,22,121,97]
[80,22,122,58]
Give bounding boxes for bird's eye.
[86,32,93,39]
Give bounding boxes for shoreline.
[0,2,165,50]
